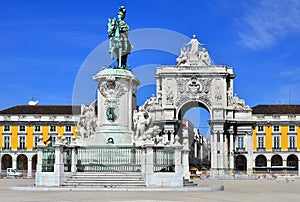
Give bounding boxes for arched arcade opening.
[1,154,12,171]
[235,155,247,171]
[17,154,28,171]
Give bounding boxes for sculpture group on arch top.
[74,6,253,179]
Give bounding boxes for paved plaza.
[1,177,300,202]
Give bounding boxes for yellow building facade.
[0,105,80,177]
[252,105,300,175]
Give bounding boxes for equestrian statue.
[107,6,132,69]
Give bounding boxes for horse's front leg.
[109,39,114,60]
[118,46,122,68]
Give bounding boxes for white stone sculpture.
[176,47,188,66]
[232,94,250,110]
[142,94,157,112]
[77,100,98,138]
[176,35,211,66]
[133,106,151,141]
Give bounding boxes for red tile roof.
[252,105,300,114]
[0,105,81,115]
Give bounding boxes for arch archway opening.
[177,100,211,170]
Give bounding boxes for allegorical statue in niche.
[107,6,132,69]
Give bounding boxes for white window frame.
[50,135,56,145]
[18,136,26,150]
[49,125,56,132]
[237,136,244,149]
[19,125,26,132]
[289,135,296,149]
[3,136,10,149]
[273,136,280,149]
[34,125,41,132]
[3,125,10,132]
[33,135,40,149]
[65,125,72,133]
[289,125,296,132]
[257,125,264,132]
[273,125,280,133]
[65,136,72,145]
[257,136,264,149]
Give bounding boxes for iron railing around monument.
[153,147,175,172]
[42,147,55,172]
[76,146,143,172]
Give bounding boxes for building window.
[289,125,296,132]
[257,125,264,132]
[273,125,280,132]
[34,136,39,149]
[258,136,264,149]
[273,136,280,149]
[237,137,244,149]
[66,136,72,145]
[19,136,26,150]
[65,125,72,132]
[289,136,296,149]
[19,125,26,132]
[50,125,56,132]
[50,136,56,146]
[4,136,10,149]
[4,125,10,132]
[35,125,41,132]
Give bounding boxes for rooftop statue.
[107,6,132,69]
[176,35,211,66]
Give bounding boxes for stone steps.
[62,172,146,187]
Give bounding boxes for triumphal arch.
[147,35,254,177]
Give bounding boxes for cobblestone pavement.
[1,177,300,202]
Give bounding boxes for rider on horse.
[107,6,132,69]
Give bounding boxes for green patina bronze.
[107,6,132,69]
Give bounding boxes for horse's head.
[107,18,117,37]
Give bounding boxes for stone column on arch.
[228,129,235,170]
[182,127,190,180]
[246,131,254,175]
[210,130,219,177]
[224,132,228,170]
[219,131,224,170]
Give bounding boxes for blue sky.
[1,0,300,135]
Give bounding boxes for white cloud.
[280,67,300,81]
[238,0,300,50]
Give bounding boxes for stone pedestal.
[93,68,140,145]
